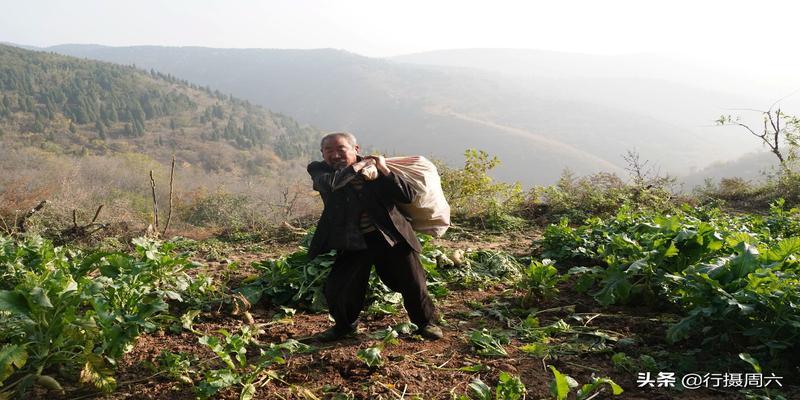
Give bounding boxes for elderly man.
[306,132,442,341]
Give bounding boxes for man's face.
[321,136,360,169]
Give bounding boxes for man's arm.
[307,159,375,193]
[364,155,416,204]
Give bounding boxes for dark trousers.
[325,231,436,334]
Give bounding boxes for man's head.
[320,132,360,169]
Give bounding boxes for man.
[306,132,442,341]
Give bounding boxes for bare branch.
[162,156,176,237]
[91,205,103,224]
[57,204,109,245]
[12,200,48,233]
[767,109,779,136]
[724,107,792,173]
[149,170,159,230]
[86,224,110,236]
[733,122,765,140]
[720,107,767,113]
[769,87,800,111]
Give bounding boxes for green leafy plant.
[369,326,401,347]
[519,258,561,303]
[496,371,526,400]
[738,353,787,400]
[515,316,618,359]
[529,167,676,224]
[467,378,492,400]
[196,327,310,399]
[548,365,623,400]
[610,352,658,373]
[237,247,336,312]
[356,346,383,369]
[463,372,526,400]
[468,329,509,357]
[156,351,197,385]
[0,235,203,396]
[355,322,420,370]
[539,203,800,361]
[442,250,525,290]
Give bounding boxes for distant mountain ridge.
[40,44,774,185]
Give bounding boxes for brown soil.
[36,232,800,400]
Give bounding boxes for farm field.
[2,204,799,399]
[3,9,800,400]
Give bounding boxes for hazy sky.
[3,0,799,60]
[3,0,800,92]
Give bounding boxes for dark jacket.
[307,158,422,258]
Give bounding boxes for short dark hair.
[320,132,357,149]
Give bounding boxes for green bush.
[436,149,523,227]
[525,170,677,224]
[696,173,800,211]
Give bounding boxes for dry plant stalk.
[4,200,49,233]
[59,204,108,244]
[149,170,159,231]
[162,156,175,236]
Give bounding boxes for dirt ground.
[39,230,799,399]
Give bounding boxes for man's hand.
[364,155,391,176]
[360,164,379,180]
[352,158,375,172]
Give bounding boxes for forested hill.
[45,44,773,186]
[0,44,321,172]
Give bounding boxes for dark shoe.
[302,326,357,343]
[414,324,443,340]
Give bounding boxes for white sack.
[386,156,451,237]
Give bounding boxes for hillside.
[391,48,800,127]
[680,151,781,189]
[40,44,760,185]
[0,44,324,233]
[392,48,791,164]
[0,44,321,169]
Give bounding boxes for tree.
[212,104,225,119]
[132,118,145,136]
[95,120,106,140]
[717,108,800,175]
[31,117,45,133]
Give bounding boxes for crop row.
[539,201,800,366]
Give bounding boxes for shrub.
[178,189,267,233]
[696,173,800,211]
[523,170,677,224]
[436,149,523,227]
